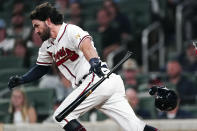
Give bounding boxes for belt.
[77,72,91,86]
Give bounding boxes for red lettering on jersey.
[55,48,79,66]
[65,48,79,61]
[61,47,66,56]
[54,52,60,60]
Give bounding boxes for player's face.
[32,19,51,41]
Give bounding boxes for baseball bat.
[55,51,133,122]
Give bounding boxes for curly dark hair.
[30,2,63,25]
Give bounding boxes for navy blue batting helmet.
[149,86,178,111]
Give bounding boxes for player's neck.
[51,24,62,39]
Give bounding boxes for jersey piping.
[79,73,95,96]
[77,35,91,49]
[36,61,52,65]
[58,24,69,43]
[62,63,76,79]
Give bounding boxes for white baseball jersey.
[37,23,146,131]
[36,23,93,88]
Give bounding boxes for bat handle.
[109,51,133,76]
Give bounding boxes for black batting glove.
[89,58,110,77]
[8,75,24,90]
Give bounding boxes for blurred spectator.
[177,42,197,72]
[121,59,139,90]
[148,75,164,87]
[0,19,15,55]
[69,0,81,3]
[39,64,73,101]
[158,98,193,119]
[69,2,84,28]
[7,12,31,39]
[8,88,37,124]
[103,0,131,40]
[13,38,31,68]
[166,60,197,105]
[97,8,121,59]
[137,74,165,93]
[27,30,43,48]
[126,88,151,119]
[55,0,69,14]
[12,1,25,15]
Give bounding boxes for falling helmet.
[149,86,178,111]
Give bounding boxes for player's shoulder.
[66,24,83,32]
[67,23,80,28]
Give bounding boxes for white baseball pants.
[53,73,145,131]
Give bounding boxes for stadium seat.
[0,56,24,69]
[82,0,102,20]
[138,83,149,92]
[0,99,10,113]
[139,96,156,119]
[0,99,10,123]
[137,74,149,85]
[0,83,7,92]
[23,87,56,116]
[96,110,108,121]
[83,20,98,32]
[119,0,151,32]
[79,111,90,121]
[180,105,197,117]
[89,31,102,56]
[0,68,27,84]
[165,82,177,90]
[182,72,196,84]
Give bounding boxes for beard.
[38,23,51,41]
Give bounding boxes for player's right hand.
[8,75,23,90]
[89,58,110,78]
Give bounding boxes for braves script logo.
[193,42,197,55]
[47,48,79,66]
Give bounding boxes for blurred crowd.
[0,0,197,124]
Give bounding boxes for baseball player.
[8,2,159,131]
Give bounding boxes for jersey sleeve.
[67,24,92,49]
[36,41,53,66]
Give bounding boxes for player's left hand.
[89,58,110,77]
[8,75,24,90]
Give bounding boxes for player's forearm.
[22,64,51,83]
[79,38,99,61]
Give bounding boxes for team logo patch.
[75,34,81,39]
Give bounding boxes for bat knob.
[55,115,62,122]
